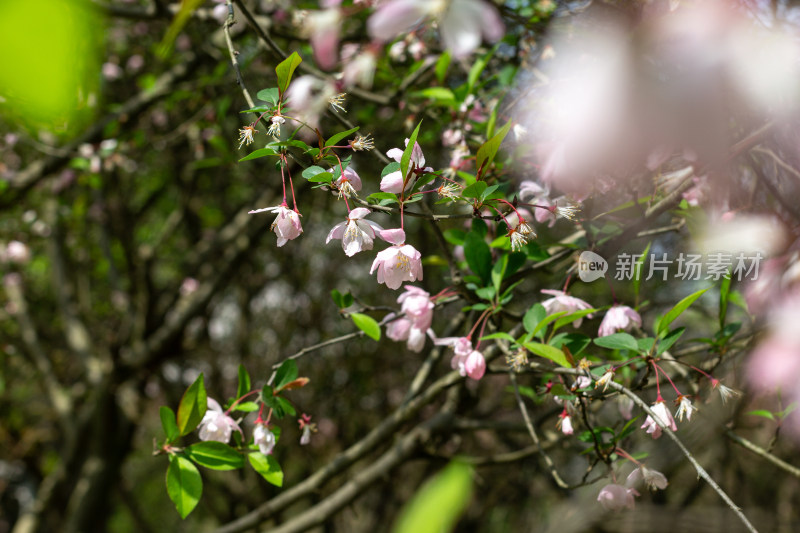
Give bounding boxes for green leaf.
[239,147,278,162]
[637,337,656,354]
[491,254,507,292]
[467,49,493,93]
[523,304,546,334]
[401,120,423,183]
[302,165,326,179]
[160,406,179,443]
[593,333,639,352]
[276,51,302,95]
[435,51,451,83]
[381,161,401,178]
[474,286,495,300]
[531,311,567,339]
[351,312,381,341]
[719,273,732,328]
[366,192,399,204]
[233,401,259,412]
[411,87,456,102]
[306,172,334,183]
[461,181,487,199]
[550,333,592,356]
[747,409,776,421]
[185,441,244,471]
[274,360,299,391]
[392,462,473,533]
[166,455,202,519]
[656,327,685,355]
[463,231,491,284]
[236,364,251,402]
[325,126,359,147]
[552,308,598,331]
[176,374,207,437]
[248,452,284,487]
[330,289,353,308]
[632,242,651,302]
[240,105,272,114]
[655,288,709,336]
[523,342,571,367]
[276,396,296,417]
[257,88,280,105]
[479,332,516,342]
[475,120,512,176]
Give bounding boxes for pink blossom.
[464,350,486,380]
[249,205,303,247]
[198,398,242,443]
[641,399,677,439]
[397,285,434,330]
[3,241,30,264]
[326,207,382,256]
[617,396,634,420]
[367,0,504,59]
[253,424,276,455]
[385,314,427,352]
[597,483,639,511]
[598,305,642,337]
[370,229,423,289]
[540,289,594,326]
[285,75,337,127]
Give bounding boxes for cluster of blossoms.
[197,397,314,453]
[598,464,668,511]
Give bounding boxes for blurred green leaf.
[392,462,473,533]
[176,374,207,437]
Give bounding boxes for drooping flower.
[505,349,529,372]
[198,398,242,444]
[253,424,276,455]
[626,465,669,491]
[333,167,363,198]
[397,286,435,330]
[249,205,303,247]
[350,133,374,151]
[711,379,741,404]
[641,399,678,439]
[267,115,285,137]
[238,125,256,148]
[434,335,485,379]
[595,369,615,391]
[326,207,382,256]
[298,413,316,446]
[370,229,423,289]
[597,483,640,511]
[675,395,695,422]
[540,289,594,326]
[385,312,427,353]
[367,0,504,59]
[558,410,574,435]
[507,219,536,252]
[598,305,642,337]
[329,93,347,113]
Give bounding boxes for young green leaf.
[275,51,302,95]
[256,88,280,105]
[274,360,299,391]
[351,312,381,341]
[160,406,179,443]
[325,126,359,147]
[239,147,278,162]
[461,181,487,199]
[593,333,639,352]
[655,288,709,336]
[166,455,202,519]
[463,231,492,284]
[523,304,546,334]
[656,327,685,355]
[400,120,423,182]
[176,373,207,437]
[523,341,571,367]
[236,364,251,402]
[475,120,512,177]
[184,441,244,470]
[248,452,284,487]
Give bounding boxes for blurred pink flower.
[397,285,434,331]
[598,305,641,337]
[464,350,486,380]
[308,8,342,70]
[597,483,639,511]
[367,0,503,58]
[558,411,574,435]
[626,465,668,491]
